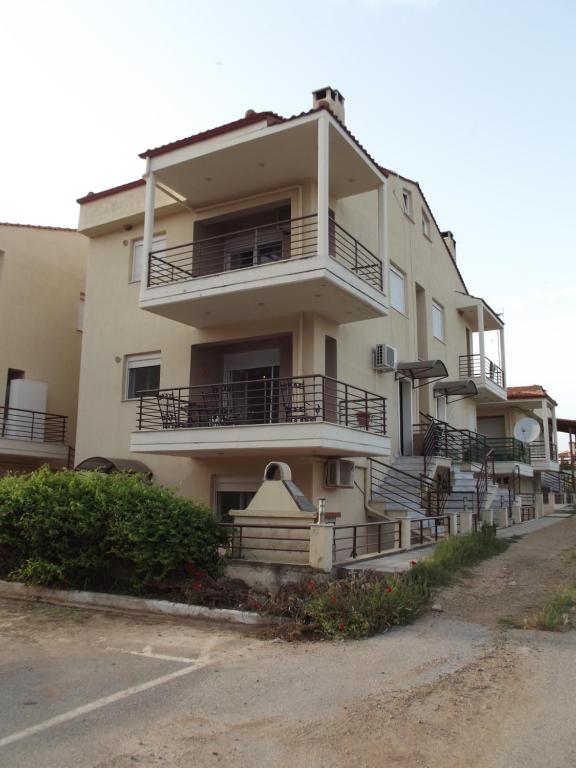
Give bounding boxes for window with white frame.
[124,353,161,399]
[389,265,406,314]
[402,189,413,217]
[131,235,166,283]
[432,301,445,341]
[421,210,430,238]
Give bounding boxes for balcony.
[141,213,386,328]
[130,374,390,458]
[485,437,531,465]
[529,440,559,471]
[459,354,506,402]
[0,406,68,463]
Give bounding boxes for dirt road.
[1,516,575,768]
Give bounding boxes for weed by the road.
[524,585,576,631]
[276,525,511,640]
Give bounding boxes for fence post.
[447,512,458,536]
[535,492,544,519]
[460,510,473,534]
[399,511,412,551]
[512,499,522,525]
[309,524,334,572]
[480,506,494,526]
[497,505,509,528]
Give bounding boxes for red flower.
[410,560,417,566]
[386,586,394,593]
[192,581,203,590]
[330,595,338,605]
[338,623,346,632]
[307,579,317,591]
[251,601,263,610]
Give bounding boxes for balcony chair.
[279,380,320,422]
[156,393,185,429]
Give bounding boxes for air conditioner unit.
[373,343,397,372]
[325,459,355,489]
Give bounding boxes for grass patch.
[267,525,510,640]
[524,586,576,631]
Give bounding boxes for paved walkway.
[342,512,573,574]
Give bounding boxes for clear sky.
[2,0,574,446]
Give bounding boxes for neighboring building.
[0,223,87,475]
[75,87,513,526]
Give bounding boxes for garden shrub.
[0,466,227,591]
[299,524,510,640]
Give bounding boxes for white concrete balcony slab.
[129,375,390,459]
[0,407,68,463]
[459,354,507,402]
[139,215,387,328]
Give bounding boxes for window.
[124,353,161,399]
[402,189,412,217]
[432,301,445,341]
[421,211,430,238]
[389,265,406,314]
[131,236,166,283]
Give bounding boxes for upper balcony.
[130,374,390,459]
[457,296,507,402]
[529,440,559,471]
[138,109,388,328]
[0,406,68,464]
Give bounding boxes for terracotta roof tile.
[507,385,557,405]
[76,179,145,205]
[0,221,77,232]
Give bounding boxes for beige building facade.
[0,223,87,474]
[75,88,513,524]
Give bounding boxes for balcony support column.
[541,399,551,463]
[498,327,507,388]
[141,163,156,291]
[378,182,388,296]
[317,113,330,257]
[476,304,486,385]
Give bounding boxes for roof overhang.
[434,379,478,402]
[557,418,576,434]
[396,359,448,389]
[456,294,503,332]
[147,111,385,210]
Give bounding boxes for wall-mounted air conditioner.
[373,343,397,372]
[325,459,355,489]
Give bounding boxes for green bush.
[0,467,227,591]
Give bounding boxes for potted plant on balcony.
[356,410,371,429]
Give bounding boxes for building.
[0,222,87,475]
[75,87,513,530]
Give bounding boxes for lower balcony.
[530,440,559,471]
[486,437,533,476]
[459,354,507,402]
[130,375,390,458]
[140,214,387,328]
[0,406,68,463]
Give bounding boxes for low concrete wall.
[225,560,332,591]
[0,580,262,625]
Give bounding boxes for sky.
[2,0,575,447]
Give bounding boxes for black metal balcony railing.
[147,213,383,292]
[136,375,386,436]
[530,441,558,461]
[0,406,67,444]
[459,354,504,388]
[485,437,531,464]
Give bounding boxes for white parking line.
[0,657,210,750]
[106,644,198,664]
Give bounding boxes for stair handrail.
[476,448,495,517]
[370,458,434,514]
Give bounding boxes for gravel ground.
[1,515,575,768]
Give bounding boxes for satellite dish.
[514,417,541,443]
